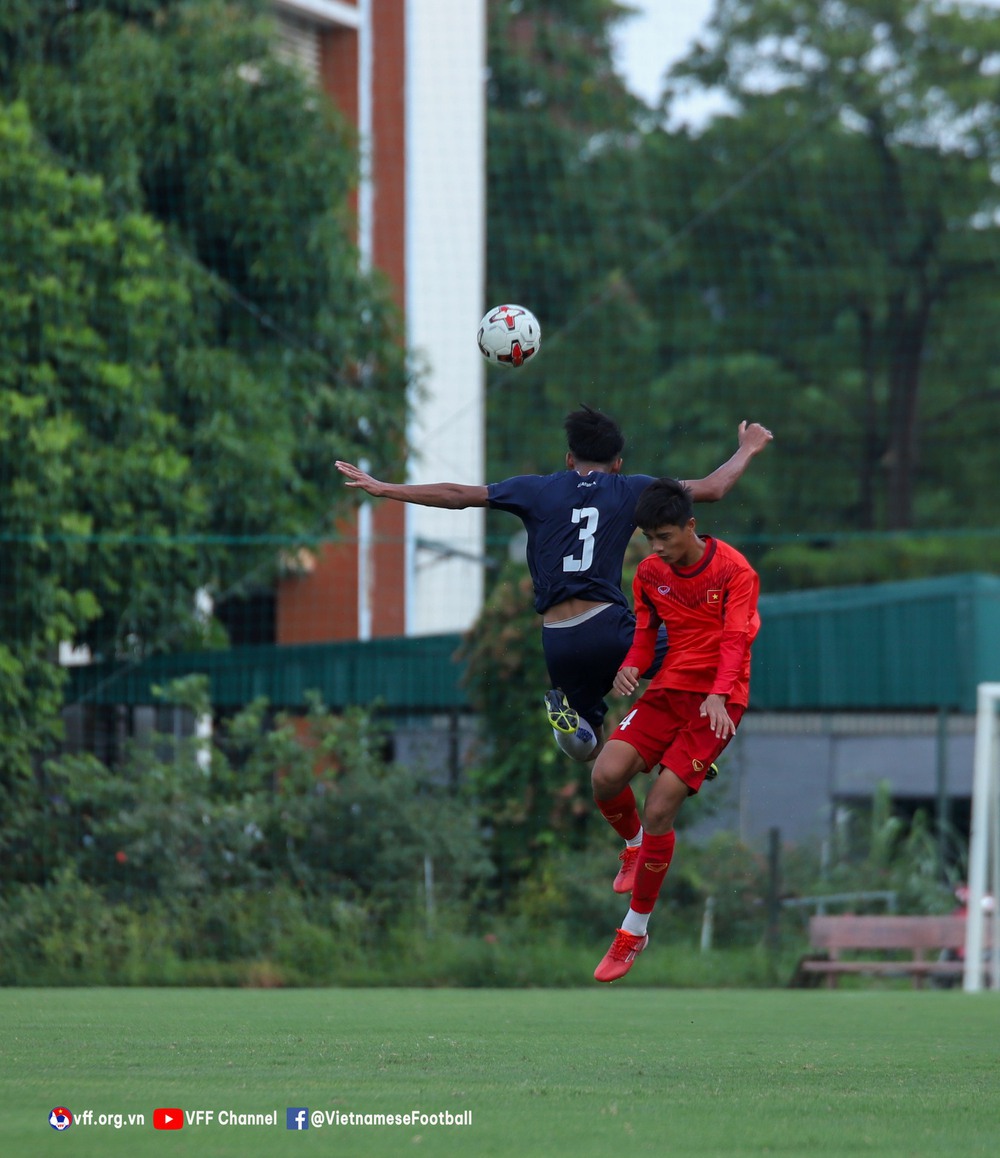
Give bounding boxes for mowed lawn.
[3,987,999,1158]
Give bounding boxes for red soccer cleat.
[613,845,640,894]
[594,928,649,982]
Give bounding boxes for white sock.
[626,828,643,848]
[622,908,650,937]
[551,718,597,761]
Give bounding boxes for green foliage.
[0,642,68,844]
[0,685,969,986]
[819,781,959,916]
[484,0,664,481]
[0,681,493,982]
[0,0,410,593]
[64,686,489,917]
[498,829,770,950]
[0,865,159,986]
[759,533,1000,592]
[0,100,192,668]
[457,560,611,889]
[484,0,1000,556]
[679,832,772,947]
[486,0,643,325]
[667,0,1000,533]
[0,858,793,988]
[488,779,960,962]
[0,0,411,785]
[0,865,370,986]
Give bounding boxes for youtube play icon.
[153,1108,184,1130]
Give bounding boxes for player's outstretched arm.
[335,460,489,509]
[683,421,773,503]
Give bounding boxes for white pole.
[424,854,435,939]
[356,0,372,273]
[355,0,374,641]
[964,683,1000,991]
[194,588,214,771]
[357,457,373,642]
[990,707,1000,991]
[700,895,715,953]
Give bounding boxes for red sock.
[630,830,676,915]
[594,786,641,842]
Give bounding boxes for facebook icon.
[286,1108,309,1130]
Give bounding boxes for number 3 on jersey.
[562,507,599,573]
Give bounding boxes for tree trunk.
[883,295,931,530]
[856,304,879,530]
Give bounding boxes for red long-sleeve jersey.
[622,536,760,707]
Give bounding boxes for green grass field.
[3,987,998,1157]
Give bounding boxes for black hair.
[634,477,694,532]
[563,405,624,465]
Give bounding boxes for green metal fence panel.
[752,573,1000,711]
[67,634,470,711]
[66,574,1000,714]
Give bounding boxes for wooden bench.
[799,915,977,989]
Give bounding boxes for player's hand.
[613,666,640,696]
[700,693,736,739]
[737,421,773,456]
[335,460,385,497]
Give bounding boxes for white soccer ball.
[477,304,541,368]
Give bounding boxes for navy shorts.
[541,604,667,728]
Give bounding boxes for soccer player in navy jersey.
[335,408,770,764]
[592,477,760,982]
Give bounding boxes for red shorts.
[611,688,745,792]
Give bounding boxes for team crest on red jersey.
[706,589,721,603]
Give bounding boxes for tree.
[0,2,409,782]
[458,562,570,889]
[0,1,409,642]
[482,1,782,549]
[0,100,197,785]
[484,0,664,483]
[482,0,1000,550]
[668,0,1000,531]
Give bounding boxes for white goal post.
[963,682,1000,992]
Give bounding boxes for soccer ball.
[477,304,541,367]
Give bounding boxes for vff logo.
[49,1107,73,1131]
[286,1107,309,1130]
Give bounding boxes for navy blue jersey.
[487,471,657,613]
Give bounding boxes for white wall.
[685,712,978,847]
[404,0,487,635]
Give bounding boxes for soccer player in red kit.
[591,477,760,982]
